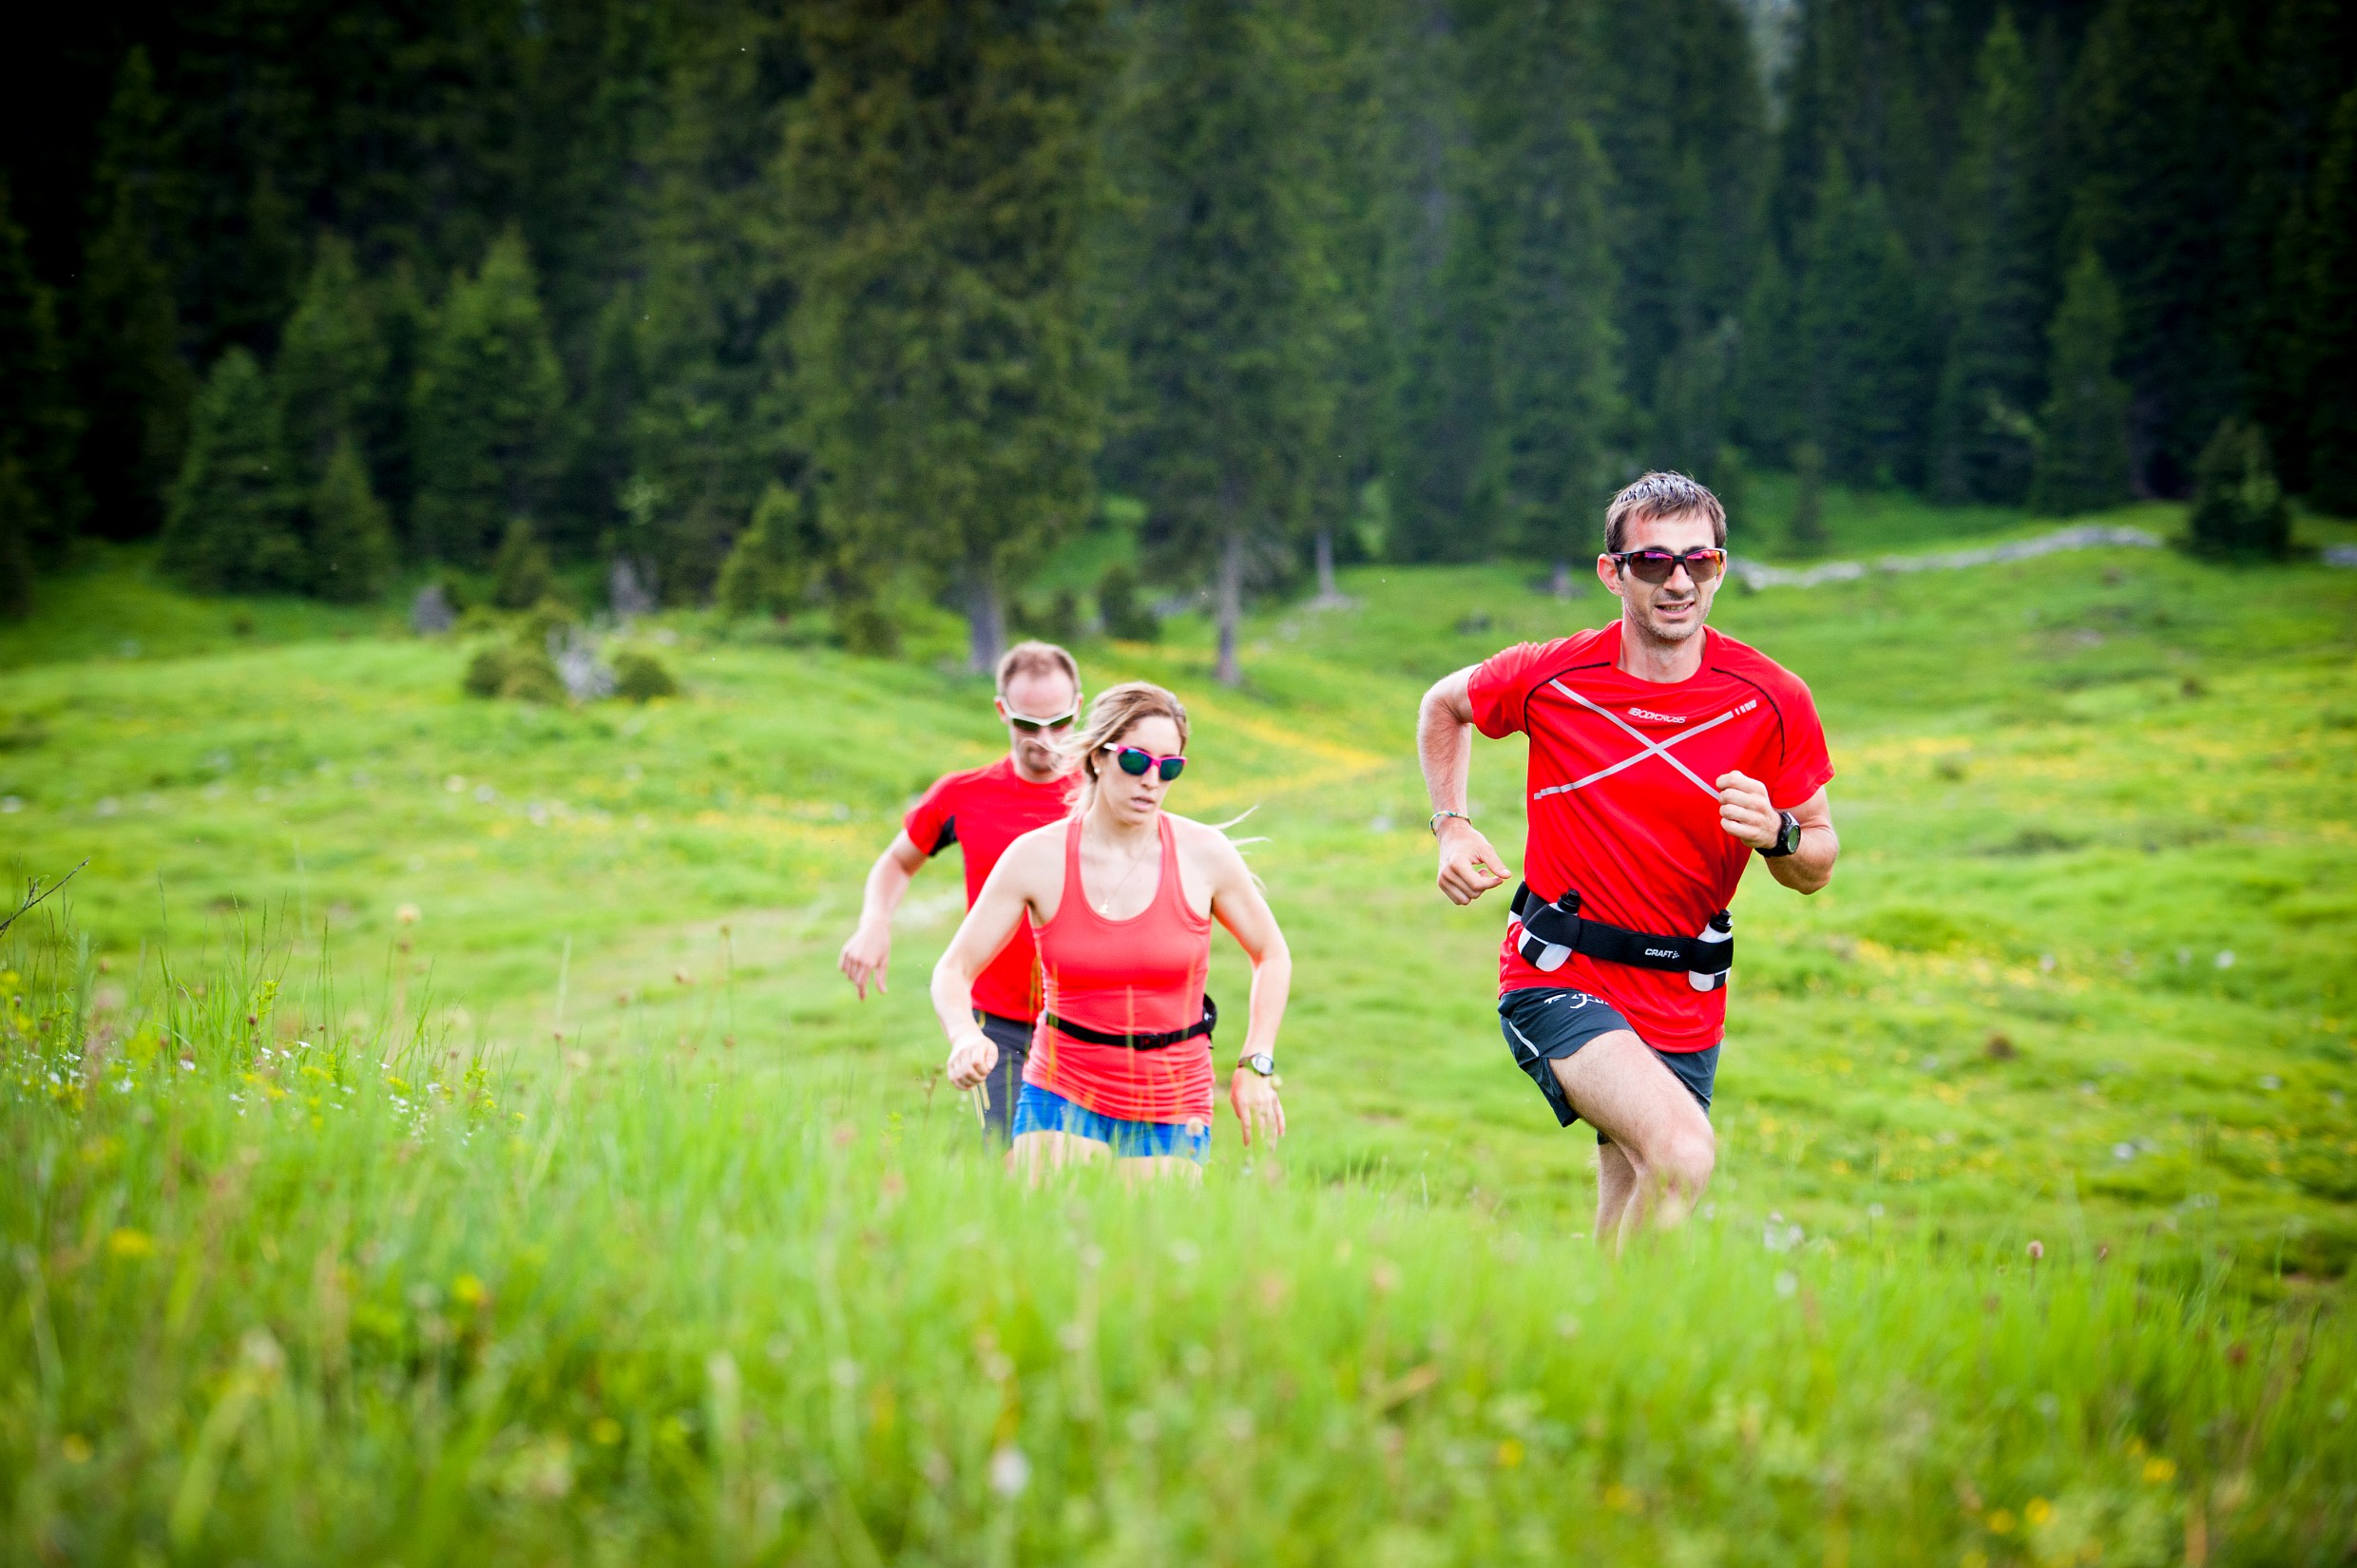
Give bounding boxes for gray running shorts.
[972,1010,1032,1145]
[1498,987,1718,1145]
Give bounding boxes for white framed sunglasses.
[1006,707,1079,735]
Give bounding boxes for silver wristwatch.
[1239,1051,1276,1078]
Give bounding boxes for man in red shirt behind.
[1417,472,1840,1246]
[839,641,1081,1141]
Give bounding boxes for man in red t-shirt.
[839,641,1082,1140]
[1417,472,1839,1246]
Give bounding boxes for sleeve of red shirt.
[1466,641,1556,739]
[902,774,957,857]
[1771,675,1836,806]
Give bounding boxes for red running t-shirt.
[1467,622,1834,1052]
[903,755,1079,1021]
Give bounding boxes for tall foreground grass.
[5,924,2352,1566]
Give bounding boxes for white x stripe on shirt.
[1530,680,1755,802]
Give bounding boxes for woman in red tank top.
[932,682,1293,1179]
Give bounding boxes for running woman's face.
[1095,715,1184,826]
[997,669,1081,780]
[1600,509,1722,646]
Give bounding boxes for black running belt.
[1509,884,1732,975]
[1043,996,1217,1050]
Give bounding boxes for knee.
[1651,1126,1715,1195]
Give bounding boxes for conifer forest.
[4,0,2354,669]
[9,7,2357,1558]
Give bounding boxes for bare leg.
[1594,1142,1638,1242]
[1010,1129,1111,1182]
[1120,1155,1204,1187]
[1546,1030,1715,1251]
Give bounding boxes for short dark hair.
[1604,472,1728,553]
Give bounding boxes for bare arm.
[838,831,928,998]
[1202,832,1293,1146]
[1714,777,1839,895]
[1418,667,1516,904]
[932,837,1045,1089]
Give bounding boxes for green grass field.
[6,497,2357,1561]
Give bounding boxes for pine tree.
[410,230,566,567]
[2240,1,2357,492]
[2067,0,2247,493]
[2188,418,2290,557]
[162,347,305,592]
[489,516,556,609]
[618,13,804,600]
[1794,153,1931,487]
[1931,12,2048,505]
[0,460,34,620]
[0,176,84,613]
[782,0,1110,673]
[1485,2,1623,578]
[1115,0,1315,684]
[1772,0,1947,264]
[1283,0,1392,588]
[309,434,397,602]
[2028,253,2133,517]
[277,235,389,491]
[1734,248,1804,465]
[371,261,431,547]
[2303,89,2357,515]
[1370,1,1491,563]
[1593,0,1769,471]
[77,48,194,538]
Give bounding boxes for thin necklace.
[1089,819,1159,915]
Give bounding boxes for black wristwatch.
[1238,1052,1276,1078]
[1758,808,1802,859]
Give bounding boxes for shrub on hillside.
[1787,442,1829,553]
[2188,418,2290,558]
[713,484,805,619]
[835,600,898,656]
[1098,563,1158,641]
[612,649,679,702]
[462,641,565,703]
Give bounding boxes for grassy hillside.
[4,501,2356,1559]
[4,507,2352,1259]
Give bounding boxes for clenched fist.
[1715,770,1779,850]
[1434,817,1515,905]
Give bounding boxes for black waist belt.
[1509,884,1732,978]
[1043,995,1217,1050]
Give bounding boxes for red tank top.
[1024,813,1215,1124]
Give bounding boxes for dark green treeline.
[3,0,2352,651]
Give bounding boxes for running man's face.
[1095,715,1184,826]
[997,669,1081,781]
[1599,509,1722,646]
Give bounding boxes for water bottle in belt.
[1688,910,1733,992]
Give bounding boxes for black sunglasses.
[1104,743,1186,781]
[1608,545,1727,585]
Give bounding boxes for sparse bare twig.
[0,859,90,939]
